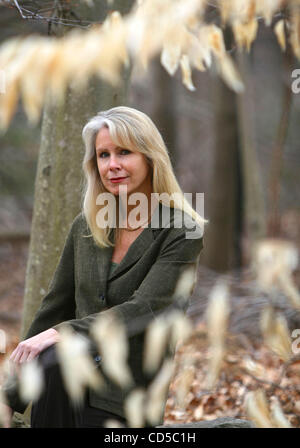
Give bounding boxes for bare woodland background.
[0,1,300,427]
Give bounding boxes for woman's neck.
[117,190,156,229]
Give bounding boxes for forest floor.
[1,239,300,428]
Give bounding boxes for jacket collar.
[94,201,172,291]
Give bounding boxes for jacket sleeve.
[24,218,77,339]
[54,226,203,338]
[0,216,78,413]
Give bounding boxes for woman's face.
[95,126,153,197]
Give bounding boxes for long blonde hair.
[81,106,207,248]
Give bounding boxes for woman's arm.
[1,216,79,414]
[10,217,78,360]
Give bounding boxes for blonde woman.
[3,106,206,428]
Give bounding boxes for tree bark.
[150,57,178,170]
[20,1,134,338]
[267,47,293,237]
[201,74,241,272]
[236,51,267,264]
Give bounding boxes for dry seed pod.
[207,24,226,57]
[260,304,274,336]
[217,54,245,93]
[206,25,244,92]
[197,26,213,68]
[289,11,300,60]
[205,344,225,389]
[180,54,196,91]
[0,0,294,131]
[167,310,193,353]
[204,280,230,388]
[274,19,286,51]
[0,37,23,68]
[145,358,175,425]
[143,316,169,375]
[103,419,125,428]
[254,239,298,293]
[219,0,256,25]
[273,313,293,361]
[91,313,133,388]
[218,0,233,24]
[256,0,282,26]
[277,270,300,310]
[206,280,230,346]
[174,365,195,409]
[0,354,11,382]
[160,43,181,76]
[20,41,57,125]
[124,388,146,428]
[0,388,11,428]
[56,325,103,404]
[0,0,290,131]
[173,263,198,300]
[143,309,192,375]
[232,19,258,51]
[19,358,44,403]
[260,307,292,362]
[242,356,266,378]
[245,389,274,428]
[270,397,292,428]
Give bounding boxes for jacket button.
[99,293,105,301]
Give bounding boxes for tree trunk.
[201,74,241,272]
[150,57,178,170]
[20,1,134,338]
[236,51,267,264]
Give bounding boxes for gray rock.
[157,417,255,428]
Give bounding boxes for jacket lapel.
[95,243,114,297]
[108,226,154,281]
[109,201,173,281]
[95,201,172,286]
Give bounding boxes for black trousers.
[31,345,127,428]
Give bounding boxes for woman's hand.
[0,403,13,428]
[9,328,60,365]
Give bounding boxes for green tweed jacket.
[3,202,203,422]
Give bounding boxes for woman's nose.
[108,154,121,170]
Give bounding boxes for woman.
[2,106,206,428]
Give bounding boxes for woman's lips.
[110,177,128,183]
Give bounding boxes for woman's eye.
[99,152,109,158]
[98,149,130,158]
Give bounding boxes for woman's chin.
[107,186,134,196]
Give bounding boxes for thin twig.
[13,0,27,18]
[241,367,300,394]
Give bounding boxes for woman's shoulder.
[157,203,204,240]
[69,211,88,235]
